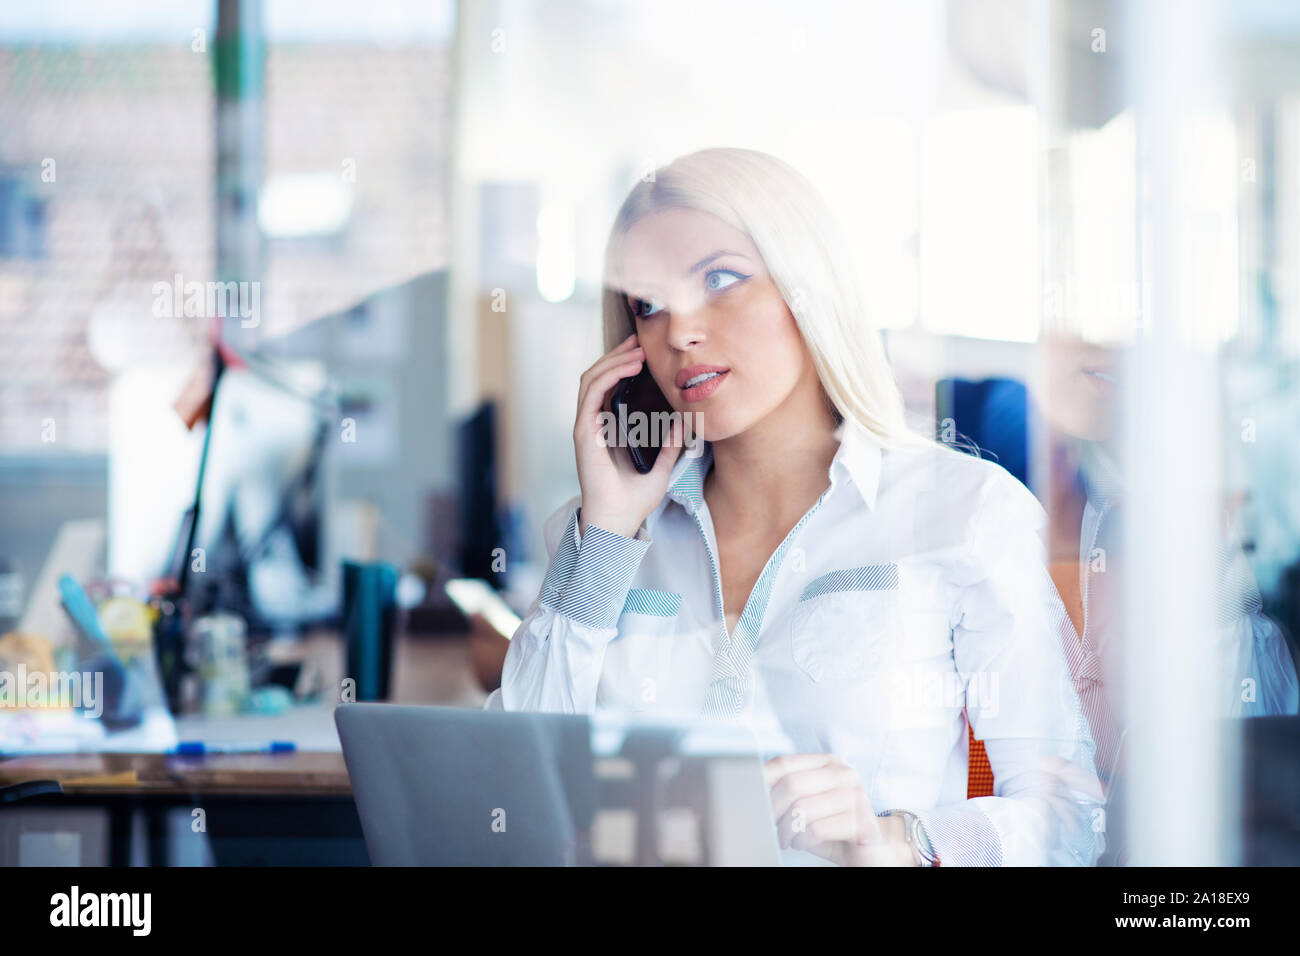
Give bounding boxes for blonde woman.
[486,148,1102,867]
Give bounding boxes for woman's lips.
[680,370,729,402]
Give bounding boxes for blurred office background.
[2,0,1300,864]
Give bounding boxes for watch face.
[882,809,931,864]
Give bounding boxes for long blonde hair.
[601,147,930,451]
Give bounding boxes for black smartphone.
[609,365,674,474]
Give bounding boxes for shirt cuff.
[914,802,1003,867]
[550,507,652,629]
[538,508,583,608]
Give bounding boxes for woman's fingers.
[648,413,686,478]
[576,345,642,420]
[574,353,644,439]
[788,808,864,854]
[576,335,640,409]
[765,753,886,861]
[762,753,836,787]
[850,783,882,846]
[776,787,860,848]
[766,756,858,820]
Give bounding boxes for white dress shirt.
[486,419,1104,866]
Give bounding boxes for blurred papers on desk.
[0,704,178,755]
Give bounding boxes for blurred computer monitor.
[180,360,338,632]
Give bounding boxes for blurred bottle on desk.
[342,559,399,701]
[193,612,250,717]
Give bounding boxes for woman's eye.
[633,297,664,319]
[705,268,749,293]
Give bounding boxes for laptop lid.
[335,703,592,866]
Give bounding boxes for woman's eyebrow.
[687,250,749,274]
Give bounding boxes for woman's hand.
[764,754,917,866]
[574,333,685,539]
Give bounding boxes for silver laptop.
[335,703,783,866]
[336,703,591,865]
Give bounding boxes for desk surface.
[0,750,350,795]
[0,629,486,797]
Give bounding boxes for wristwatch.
[878,809,939,867]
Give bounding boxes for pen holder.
[84,652,144,730]
[342,560,399,702]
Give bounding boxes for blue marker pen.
[173,741,297,756]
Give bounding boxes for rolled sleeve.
[537,508,583,608]
[937,467,1105,866]
[915,802,1004,866]
[552,510,653,628]
[495,501,656,714]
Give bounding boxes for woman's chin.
[689,414,750,445]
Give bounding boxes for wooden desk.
[0,751,350,796]
[0,753,360,866]
[0,628,489,865]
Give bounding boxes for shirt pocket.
[604,588,683,707]
[790,565,900,682]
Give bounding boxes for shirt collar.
[663,417,883,517]
[829,417,883,510]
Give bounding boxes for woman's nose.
[665,302,706,350]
